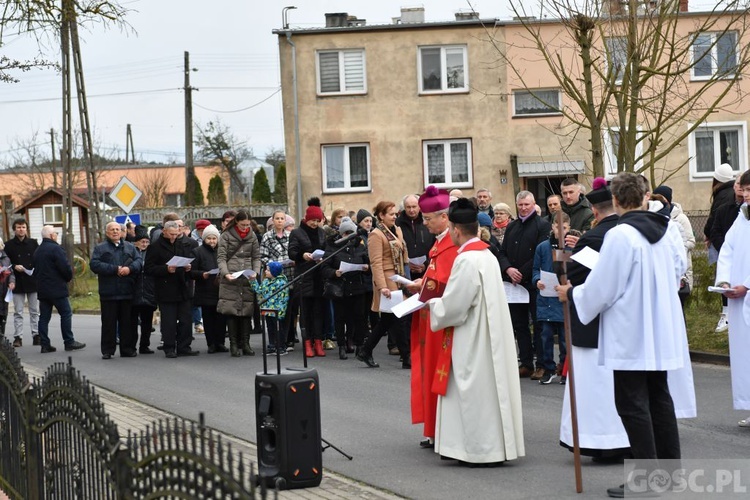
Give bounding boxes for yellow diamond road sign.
[110,176,142,213]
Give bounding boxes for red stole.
[431,239,489,396]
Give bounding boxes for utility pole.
[125,123,135,164]
[60,0,75,268]
[184,51,196,206]
[48,128,58,188]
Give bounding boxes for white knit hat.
[714,163,736,183]
[201,224,220,241]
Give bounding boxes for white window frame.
[605,36,627,84]
[321,143,371,194]
[422,139,473,189]
[687,121,747,180]
[603,127,644,175]
[512,89,562,117]
[315,49,367,96]
[43,204,63,224]
[417,45,469,94]
[690,31,738,81]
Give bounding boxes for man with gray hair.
[475,188,493,217]
[33,225,86,353]
[498,191,551,380]
[145,219,197,358]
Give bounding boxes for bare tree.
[138,170,170,208]
[502,0,750,184]
[194,120,253,203]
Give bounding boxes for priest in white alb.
[427,198,524,467]
[556,172,687,499]
[716,169,750,426]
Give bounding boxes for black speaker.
[255,367,322,490]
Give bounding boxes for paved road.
[15,314,750,499]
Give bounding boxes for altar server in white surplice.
[716,170,750,426]
[557,172,688,499]
[428,198,524,467]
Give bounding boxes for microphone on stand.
[334,232,360,245]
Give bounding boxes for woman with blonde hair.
[491,202,514,244]
[356,200,410,369]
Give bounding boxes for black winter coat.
[144,235,193,303]
[5,236,38,293]
[90,239,142,300]
[132,248,156,308]
[33,238,72,300]
[704,180,736,240]
[498,212,551,289]
[395,212,435,279]
[567,214,619,348]
[710,200,743,252]
[288,224,326,298]
[321,235,370,297]
[191,243,220,307]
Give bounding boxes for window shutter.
[319,52,341,93]
[343,51,364,91]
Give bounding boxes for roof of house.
[14,187,90,213]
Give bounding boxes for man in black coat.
[90,222,142,359]
[4,218,40,347]
[395,194,435,281]
[131,231,157,354]
[33,226,86,353]
[498,191,551,379]
[145,220,197,358]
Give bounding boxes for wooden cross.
[553,210,583,494]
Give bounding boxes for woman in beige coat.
[217,210,261,357]
[356,200,411,369]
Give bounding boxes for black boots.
[356,348,379,368]
[339,346,348,360]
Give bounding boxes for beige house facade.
[276,7,749,218]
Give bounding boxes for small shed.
[14,188,89,244]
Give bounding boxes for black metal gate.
[0,337,273,499]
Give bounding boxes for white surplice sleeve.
[429,255,480,332]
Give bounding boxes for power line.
[0,87,180,104]
[192,88,281,114]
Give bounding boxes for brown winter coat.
[217,227,261,317]
[368,225,408,312]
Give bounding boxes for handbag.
[323,280,344,299]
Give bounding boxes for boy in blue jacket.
[532,212,575,384]
[251,261,289,355]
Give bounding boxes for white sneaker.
[194,323,204,334]
[739,416,750,427]
[715,314,729,333]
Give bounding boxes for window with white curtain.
[605,37,627,84]
[321,144,371,193]
[513,89,561,116]
[418,45,468,94]
[688,122,746,179]
[316,49,366,95]
[691,31,738,79]
[603,127,644,175]
[422,139,472,188]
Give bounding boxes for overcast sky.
[0,0,514,166]
[0,0,722,166]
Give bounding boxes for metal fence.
[0,337,274,499]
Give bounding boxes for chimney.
[398,7,425,24]
[455,11,480,21]
[679,0,688,12]
[325,12,349,28]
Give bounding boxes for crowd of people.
[4,165,749,496]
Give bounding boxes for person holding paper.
[716,170,750,426]
[321,217,369,360]
[556,173,687,498]
[217,210,261,357]
[5,218,38,348]
[531,213,570,385]
[357,200,410,369]
[289,198,328,358]
[145,220,197,358]
[427,198,524,466]
[404,186,458,449]
[190,225,227,354]
[90,222,142,359]
[130,230,157,354]
[396,194,434,282]
[498,191,551,380]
